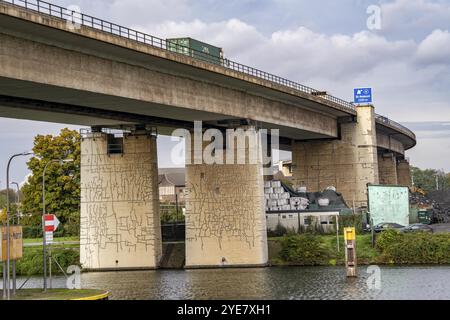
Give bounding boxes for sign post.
[1,226,23,298]
[354,88,373,104]
[44,214,60,289]
[344,227,357,277]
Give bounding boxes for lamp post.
[4,151,33,300]
[10,181,20,295]
[11,182,20,224]
[42,158,73,292]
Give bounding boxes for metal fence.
[1,0,415,141]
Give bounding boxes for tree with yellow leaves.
[20,128,80,236]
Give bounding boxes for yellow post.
[344,227,357,277]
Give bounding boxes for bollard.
[344,227,357,277]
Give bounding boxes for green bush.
[22,226,42,239]
[161,207,185,224]
[1,247,80,276]
[22,222,80,239]
[279,234,331,265]
[268,223,288,238]
[376,229,450,264]
[375,229,402,252]
[338,213,364,232]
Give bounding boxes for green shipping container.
[166,37,223,65]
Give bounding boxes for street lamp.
[42,158,74,292]
[10,181,20,295]
[10,182,20,224]
[3,151,33,300]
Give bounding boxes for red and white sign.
[44,214,60,244]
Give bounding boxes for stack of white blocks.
[264,180,309,211]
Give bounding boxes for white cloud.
[136,17,450,122]
[266,28,415,81]
[19,173,32,188]
[380,0,450,40]
[148,18,266,54]
[109,0,191,26]
[416,29,450,65]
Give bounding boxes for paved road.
[430,223,450,234]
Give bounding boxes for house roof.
[158,168,186,187]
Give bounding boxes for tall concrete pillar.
[292,105,379,207]
[397,159,412,188]
[184,126,268,268]
[80,131,162,270]
[378,153,398,185]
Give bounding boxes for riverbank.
[269,230,450,266]
[1,289,108,300]
[0,242,79,276]
[2,231,449,276]
[268,233,377,266]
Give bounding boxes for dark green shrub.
[12,247,80,276]
[280,234,330,265]
[22,226,42,239]
[338,213,364,232]
[376,229,450,264]
[268,223,288,238]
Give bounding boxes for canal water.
[16,266,450,300]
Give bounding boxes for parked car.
[373,223,405,233]
[400,223,434,233]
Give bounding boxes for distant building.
[278,160,293,177]
[158,168,186,203]
[266,211,339,234]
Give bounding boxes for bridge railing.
[1,0,415,141]
[375,114,416,140]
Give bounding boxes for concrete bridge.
[0,0,416,270]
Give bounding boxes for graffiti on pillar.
[185,164,266,250]
[79,135,161,269]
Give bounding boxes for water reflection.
[16,266,450,300]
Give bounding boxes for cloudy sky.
[1,0,450,186]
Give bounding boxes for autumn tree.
[20,128,80,236]
[411,166,450,193]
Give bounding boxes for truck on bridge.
[167,37,223,66]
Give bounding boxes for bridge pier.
[80,130,162,270]
[378,153,398,185]
[292,105,379,207]
[397,159,412,188]
[184,126,269,268]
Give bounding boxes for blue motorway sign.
[354,88,372,104]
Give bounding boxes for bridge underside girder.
[0,85,333,151]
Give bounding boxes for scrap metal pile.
[427,191,450,224]
[410,190,450,224]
